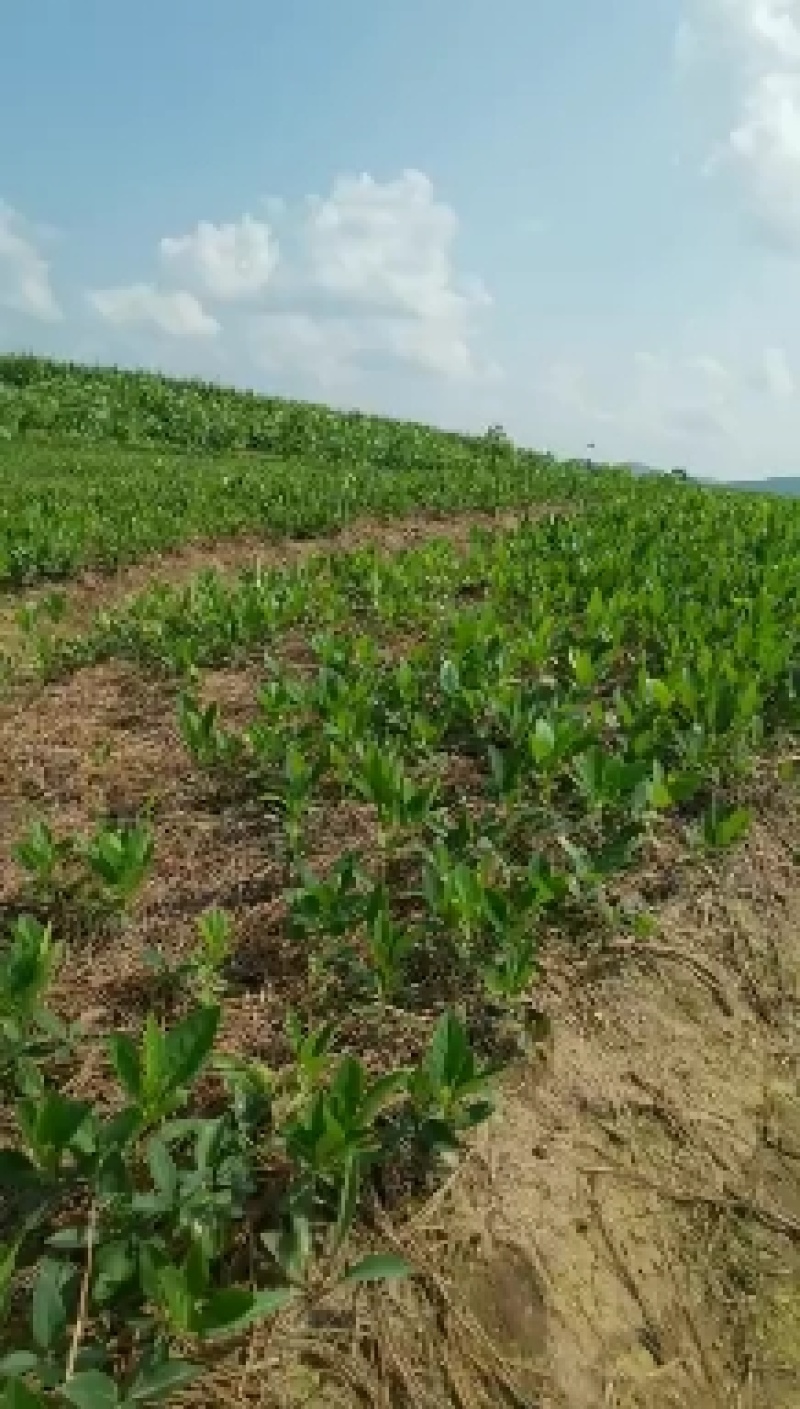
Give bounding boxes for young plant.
[363,884,414,1003]
[177,690,244,775]
[108,1004,220,1130]
[12,820,74,909]
[422,842,492,960]
[0,915,68,1095]
[83,819,154,915]
[189,908,234,1003]
[481,924,539,1007]
[278,1052,408,1247]
[407,1011,495,1153]
[280,743,322,871]
[693,797,752,852]
[349,743,439,858]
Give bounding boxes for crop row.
[0,430,624,591]
[27,476,800,694]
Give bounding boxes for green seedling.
[693,798,752,851]
[349,743,439,854]
[15,1091,92,1180]
[407,1011,495,1153]
[0,915,67,1094]
[177,691,243,773]
[84,820,154,913]
[279,1054,408,1245]
[139,1234,293,1341]
[133,1113,254,1262]
[363,884,413,1003]
[13,821,74,907]
[284,1012,336,1100]
[288,852,369,945]
[189,908,234,1003]
[527,711,594,792]
[108,1005,220,1129]
[482,925,539,1006]
[423,842,493,959]
[280,743,322,869]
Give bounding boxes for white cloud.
[159,215,279,301]
[82,170,493,386]
[88,283,219,337]
[0,201,61,321]
[298,169,492,380]
[728,70,800,243]
[724,0,800,63]
[561,347,737,453]
[684,1,800,247]
[750,343,795,392]
[304,169,488,320]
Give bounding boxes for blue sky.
[2,0,799,479]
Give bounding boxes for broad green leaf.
[147,1138,178,1201]
[163,1005,220,1091]
[125,1359,201,1404]
[2,1381,48,1409]
[154,1265,194,1335]
[333,1153,361,1253]
[142,1016,167,1097]
[359,1069,410,1125]
[31,1259,69,1352]
[343,1254,413,1285]
[60,1371,120,1409]
[0,1352,39,1379]
[194,1285,293,1337]
[107,1034,141,1100]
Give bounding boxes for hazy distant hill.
[626,461,800,498]
[724,477,800,497]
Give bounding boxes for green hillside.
[0,355,627,588]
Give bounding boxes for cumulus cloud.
[684,0,800,247]
[159,215,279,301]
[82,170,493,385]
[0,201,61,321]
[291,169,492,381]
[88,283,220,337]
[728,69,800,244]
[304,170,488,320]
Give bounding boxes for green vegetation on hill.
[0,354,483,459]
[0,355,627,588]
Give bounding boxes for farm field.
[1,357,800,1409]
[0,357,617,591]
